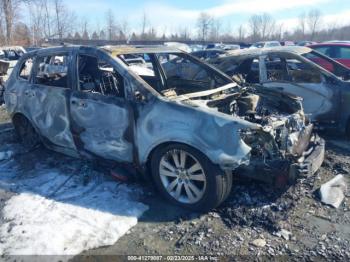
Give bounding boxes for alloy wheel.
[159,149,207,204]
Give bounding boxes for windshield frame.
[117,50,236,98]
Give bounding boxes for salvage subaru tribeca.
[4,45,325,211]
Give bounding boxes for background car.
[308,42,350,68]
[191,49,227,60]
[280,41,295,46]
[249,41,281,49]
[297,41,317,46]
[209,46,350,137]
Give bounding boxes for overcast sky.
[61,0,350,35]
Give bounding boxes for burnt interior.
[206,88,299,123]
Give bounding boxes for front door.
[69,51,133,162]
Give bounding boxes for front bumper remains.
[288,135,325,181]
[236,134,325,187]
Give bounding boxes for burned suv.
[4,46,325,211]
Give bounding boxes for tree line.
[0,0,349,46]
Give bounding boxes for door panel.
[69,92,133,162]
[262,81,334,121]
[261,54,337,122]
[21,52,76,150]
[25,84,76,149]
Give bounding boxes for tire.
[13,115,41,150]
[346,119,350,139]
[0,83,4,105]
[151,143,232,212]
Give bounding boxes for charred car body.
[209,46,350,137]
[4,46,324,211]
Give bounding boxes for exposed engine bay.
[170,85,316,184]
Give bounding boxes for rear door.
[260,53,338,122]
[27,51,77,151]
[69,49,133,162]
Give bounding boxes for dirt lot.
[0,105,349,260]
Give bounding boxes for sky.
[61,0,350,35]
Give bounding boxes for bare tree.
[140,12,148,37]
[80,18,89,40]
[275,22,284,40]
[248,14,262,42]
[53,0,76,39]
[99,30,106,40]
[196,12,212,41]
[237,24,245,41]
[298,12,307,38]
[13,21,30,45]
[209,18,221,41]
[120,19,130,40]
[307,9,322,40]
[105,9,118,40]
[260,13,275,40]
[1,0,22,44]
[178,26,190,40]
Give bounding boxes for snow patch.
[0,148,148,255]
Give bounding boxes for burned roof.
[100,45,182,56]
[22,45,182,57]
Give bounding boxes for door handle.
[71,100,87,108]
[24,90,34,97]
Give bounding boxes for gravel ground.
[0,107,349,260]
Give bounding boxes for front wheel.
[151,144,232,211]
[346,118,350,139]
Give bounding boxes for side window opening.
[265,55,321,83]
[19,58,33,80]
[34,54,69,87]
[286,58,321,83]
[157,53,230,95]
[339,47,350,59]
[78,54,124,97]
[118,53,162,91]
[227,58,259,84]
[265,56,290,82]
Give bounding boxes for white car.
[250,41,281,49]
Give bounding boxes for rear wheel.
[13,115,41,150]
[151,143,232,211]
[346,118,350,139]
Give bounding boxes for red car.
[308,42,350,69]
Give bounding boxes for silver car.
[4,45,325,211]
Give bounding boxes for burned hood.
[173,84,308,159]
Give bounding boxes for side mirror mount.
[81,82,95,92]
[134,90,146,102]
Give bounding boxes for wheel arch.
[12,112,32,127]
[346,115,350,138]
